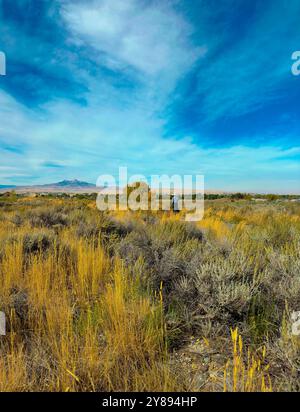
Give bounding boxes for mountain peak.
[55,179,94,187]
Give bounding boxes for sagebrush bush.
[27,206,70,228]
[22,231,56,255]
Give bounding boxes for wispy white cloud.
[61,0,206,96]
[195,0,300,120]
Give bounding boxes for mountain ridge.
[0,180,97,194]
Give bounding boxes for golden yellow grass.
[0,219,179,391]
[223,328,272,392]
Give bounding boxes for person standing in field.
[171,194,180,213]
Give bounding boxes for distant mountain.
[49,179,95,188]
[0,180,97,194]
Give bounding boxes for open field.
[0,194,299,391]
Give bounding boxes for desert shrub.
[117,222,202,277]
[76,214,135,246]
[156,247,187,283]
[7,288,29,332]
[116,230,147,264]
[11,214,23,227]
[189,261,254,321]
[22,231,56,255]
[148,221,203,248]
[27,207,70,228]
[76,221,102,239]
[117,221,197,263]
[156,243,259,345]
[67,206,89,225]
[101,215,136,237]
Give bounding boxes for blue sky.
[0,0,299,193]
